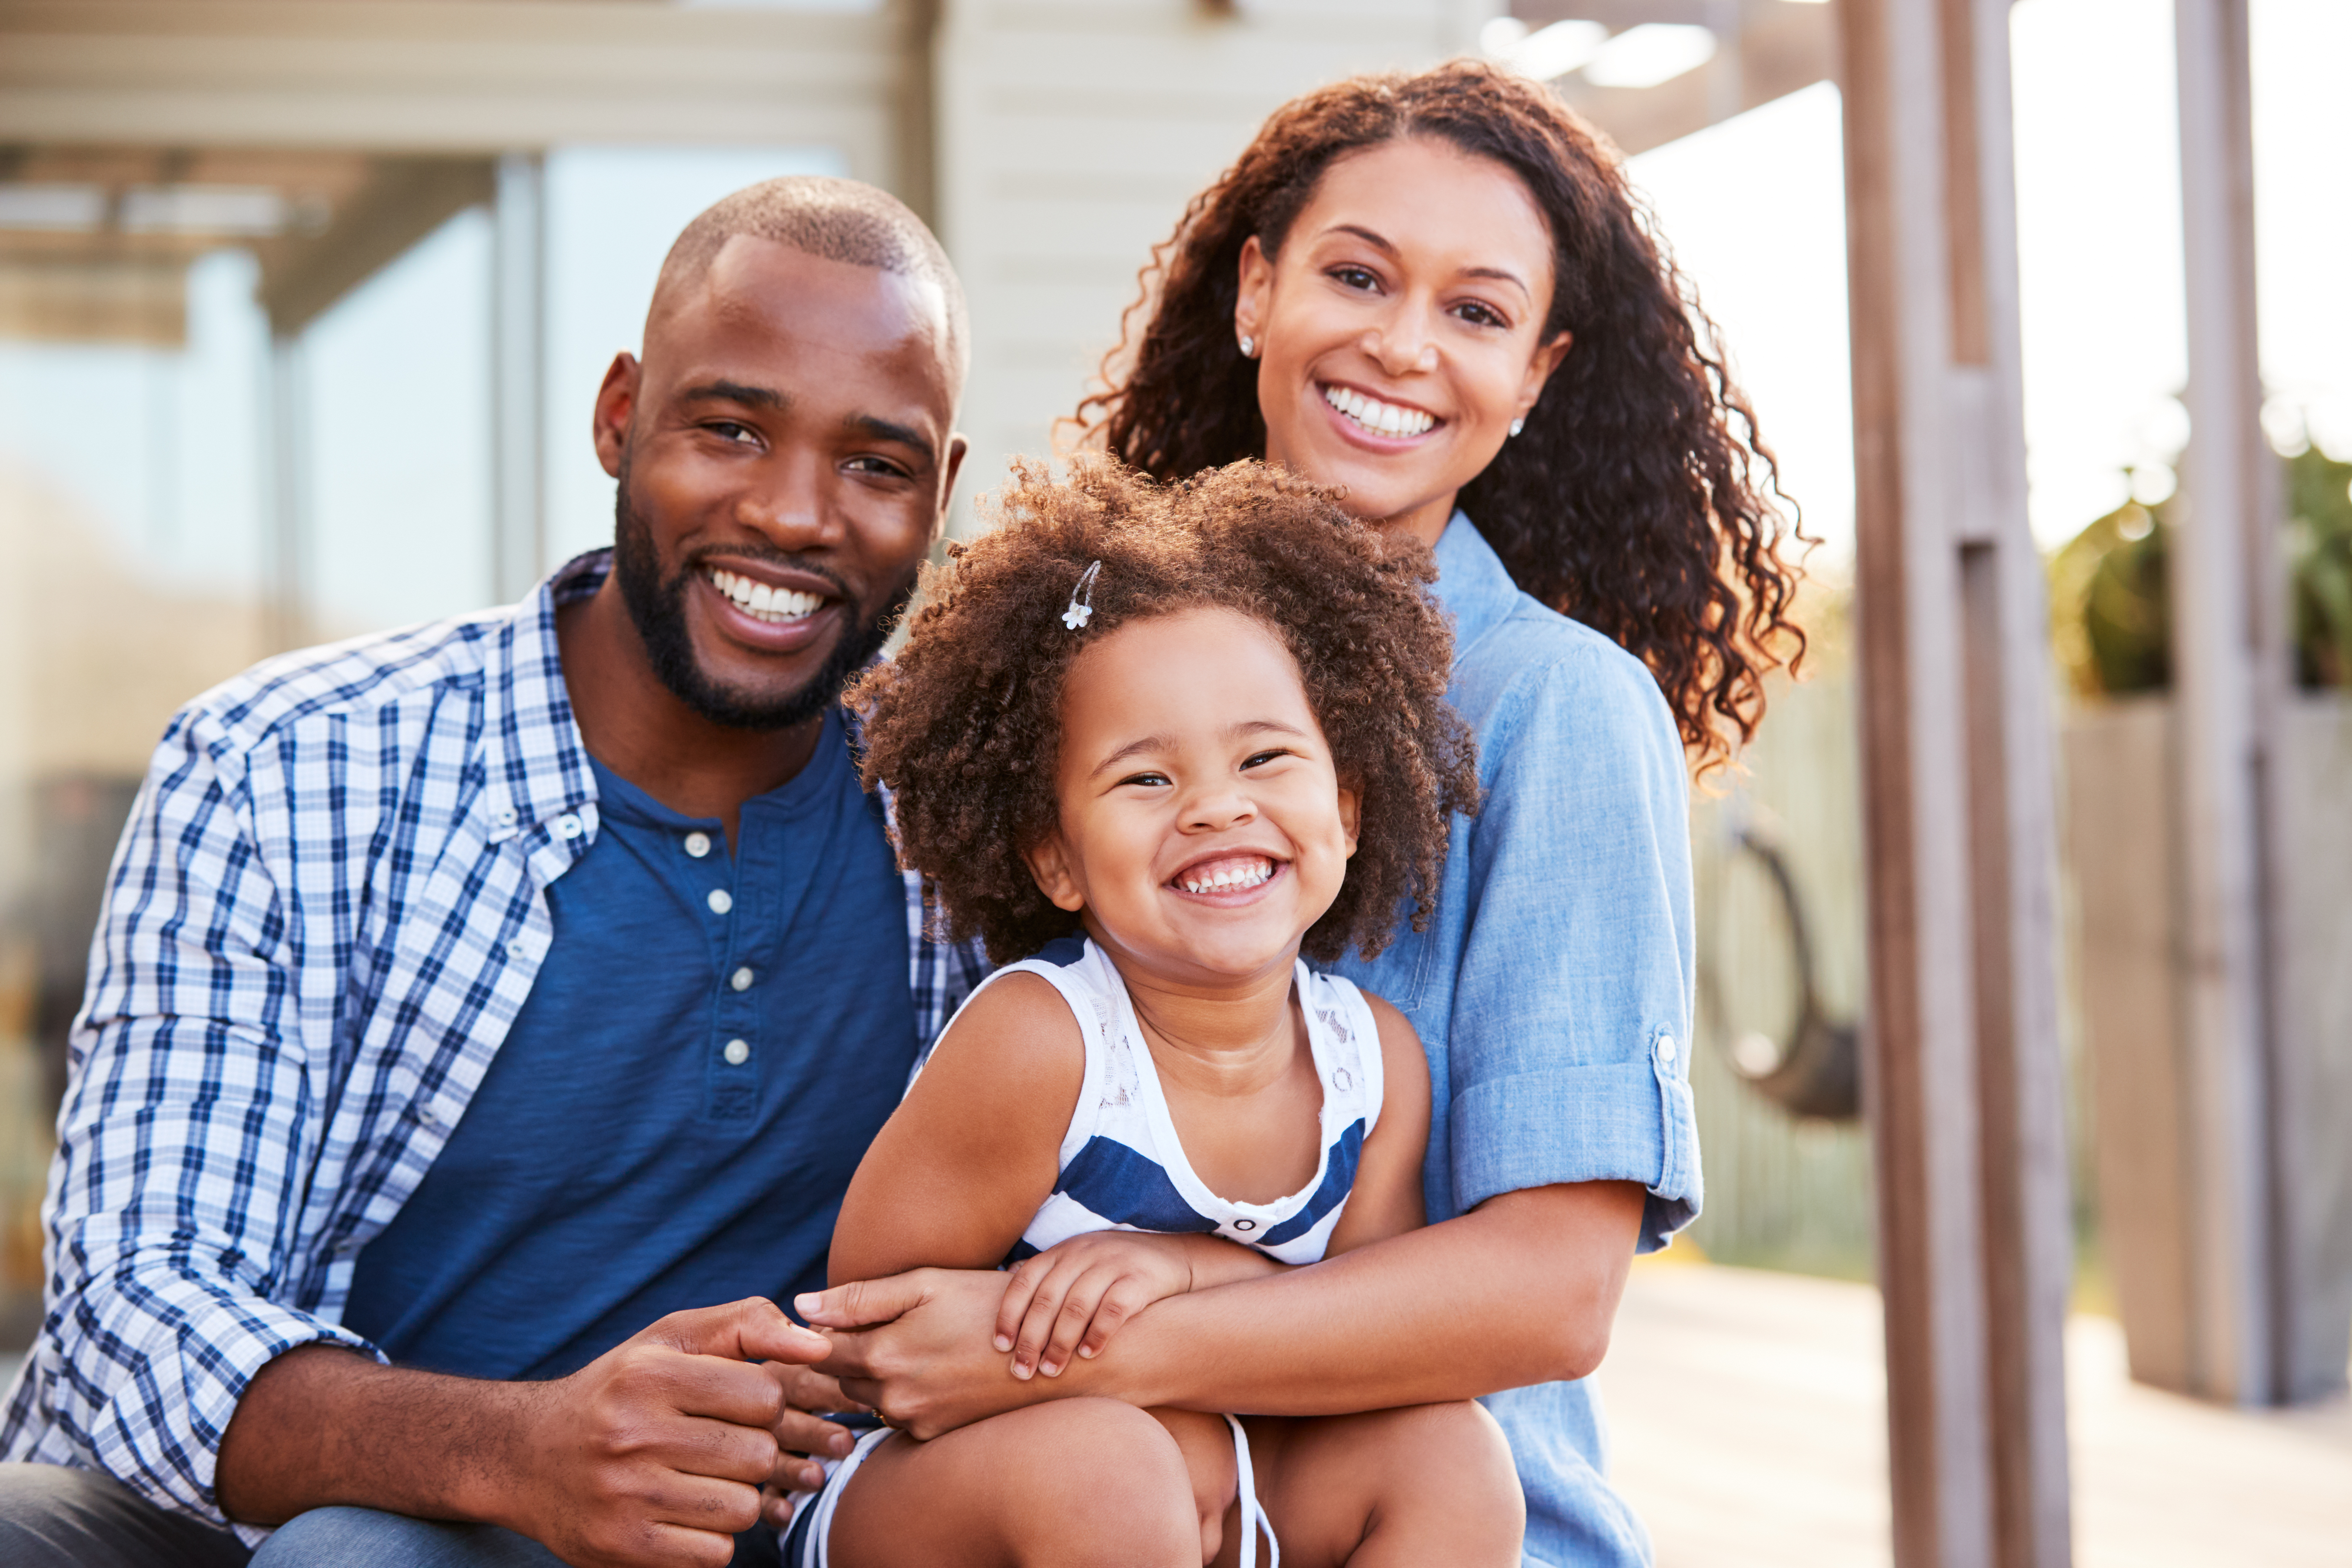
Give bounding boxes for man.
[0,176,984,1568]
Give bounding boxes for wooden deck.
[1597,1258,2352,1566]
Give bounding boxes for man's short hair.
[654,175,969,385]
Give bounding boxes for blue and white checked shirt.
[0,550,988,1532]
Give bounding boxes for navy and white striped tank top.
[949,935,1384,1267]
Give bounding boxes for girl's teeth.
[1180,860,1274,894]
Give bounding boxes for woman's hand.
[801,1269,1055,1439]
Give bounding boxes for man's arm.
[216,1300,836,1568]
[803,1179,1644,1440]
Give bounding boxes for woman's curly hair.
[848,456,1479,968]
[1073,59,1809,769]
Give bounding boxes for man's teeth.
[1179,859,1277,894]
[710,569,824,623]
[1323,384,1436,438]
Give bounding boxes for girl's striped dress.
[791,934,1387,1568]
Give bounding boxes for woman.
[803,60,1805,1565]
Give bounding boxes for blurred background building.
[0,2,2346,1563]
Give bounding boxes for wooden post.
[2169,0,2288,1406]
[490,150,545,605]
[1837,0,2075,1563]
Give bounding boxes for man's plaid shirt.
[0,551,988,1531]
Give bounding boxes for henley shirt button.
[723,1038,751,1066]
[707,888,733,915]
[731,966,755,992]
[1657,1033,1678,1066]
[684,832,713,859]
[554,813,584,841]
[494,808,517,828]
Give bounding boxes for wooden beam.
[0,1,907,187]
[2168,0,2285,1406]
[256,157,495,336]
[1838,0,2074,1564]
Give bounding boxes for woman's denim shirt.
[1333,514,1699,1568]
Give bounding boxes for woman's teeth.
[1178,858,1277,895]
[1323,384,1436,438]
[710,569,824,623]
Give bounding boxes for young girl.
[788,458,1506,1568]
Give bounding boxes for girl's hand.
[993,1233,1201,1378]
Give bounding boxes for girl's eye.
[1240,750,1289,770]
[1328,264,1381,293]
[1120,772,1170,789]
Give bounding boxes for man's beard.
[611,469,910,732]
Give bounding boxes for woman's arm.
[828,972,1081,1284]
[803,1178,1643,1438]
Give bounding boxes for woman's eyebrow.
[1321,224,1531,301]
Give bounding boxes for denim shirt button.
[1656,1033,1678,1066]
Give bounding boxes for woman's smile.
[1319,381,1442,444]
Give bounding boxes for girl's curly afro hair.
[848,456,1479,968]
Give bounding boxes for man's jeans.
[0,1462,784,1567]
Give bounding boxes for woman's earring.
[1509,416,1525,438]
[1238,334,1256,358]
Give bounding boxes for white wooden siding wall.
[932,0,1497,528]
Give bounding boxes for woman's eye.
[1453,300,1509,330]
[1328,264,1381,293]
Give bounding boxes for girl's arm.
[991,989,1429,1378]
[1320,992,1430,1255]
[827,973,1081,1285]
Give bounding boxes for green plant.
[2047,446,2352,698]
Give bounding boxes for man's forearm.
[215,1344,541,1528]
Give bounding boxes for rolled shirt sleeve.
[1440,640,1700,1250]
[8,710,380,1524]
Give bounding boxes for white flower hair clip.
[1061,560,1103,631]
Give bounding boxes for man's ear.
[936,432,971,538]
[1022,831,1087,913]
[592,352,641,480]
[1335,784,1362,859]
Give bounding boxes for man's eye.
[846,455,910,478]
[707,420,756,443]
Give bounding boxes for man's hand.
[218,1296,833,1568]
[754,1361,868,1533]
[510,1298,831,1566]
[799,1269,1055,1440]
